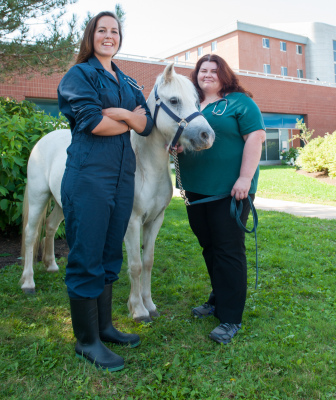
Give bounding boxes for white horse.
[20,64,215,322]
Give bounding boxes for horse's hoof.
[22,288,36,295]
[46,266,59,273]
[149,310,160,318]
[134,315,152,324]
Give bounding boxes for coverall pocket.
[79,140,96,168]
[98,88,120,108]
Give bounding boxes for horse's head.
[148,64,215,151]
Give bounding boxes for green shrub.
[319,132,336,178]
[0,97,68,234]
[296,136,325,172]
[296,132,336,177]
[280,146,300,164]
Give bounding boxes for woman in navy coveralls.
[57,11,154,372]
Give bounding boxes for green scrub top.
[178,92,266,196]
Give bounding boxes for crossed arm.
[92,106,147,136]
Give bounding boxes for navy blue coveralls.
[58,56,153,299]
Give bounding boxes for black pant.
[186,191,254,324]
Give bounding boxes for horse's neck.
[131,127,170,172]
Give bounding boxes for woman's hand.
[132,105,146,115]
[102,106,147,133]
[102,106,146,120]
[231,177,251,200]
[102,107,127,121]
[165,143,184,154]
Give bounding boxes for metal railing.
[116,52,336,87]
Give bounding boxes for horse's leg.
[124,217,152,323]
[142,212,165,318]
[20,190,50,294]
[42,201,64,272]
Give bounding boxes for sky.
[51,0,336,58]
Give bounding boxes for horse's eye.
[169,97,179,105]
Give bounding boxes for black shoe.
[70,298,124,372]
[209,323,241,344]
[97,284,140,348]
[192,303,215,318]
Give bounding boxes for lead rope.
[171,148,190,206]
[171,148,259,289]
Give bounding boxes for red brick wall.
[1,59,335,138]
[238,31,306,77]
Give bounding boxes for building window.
[281,67,288,76]
[280,41,287,52]
[333,41,336,83]
[263,38,270,48]
[263,64,271,74]
[198,47,203,56]
[174,56,178,63]
[26,98,59,117]
[296,45,302,54]
[185,51,190,61]
[297,69,303,78]
[211,41,217,52]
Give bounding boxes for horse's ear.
[162,63,175,84]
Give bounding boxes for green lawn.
[172,165,336,206]
[1,197,336,399]
[258,165,336,206]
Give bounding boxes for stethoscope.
[126,77,144,91]
[211,97,228,116]
[98,75,144,91]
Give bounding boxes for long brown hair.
[191,54,252,102]
[76,11,123,65]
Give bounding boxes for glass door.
[261,129,280,161]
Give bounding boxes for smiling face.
[93,16,120,61]
[197,61,222,96]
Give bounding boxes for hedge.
[296,132,336,178]
[0,97,69,234]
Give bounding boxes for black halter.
[153,85,203,148]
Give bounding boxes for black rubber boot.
[69,298,124,372]
[97,284,140,348]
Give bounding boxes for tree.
[290,118,314,146]
[0,1,125,80]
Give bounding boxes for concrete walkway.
[254,197,336,220]
[173,188,336,220]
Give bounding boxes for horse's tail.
[21,185,49,265]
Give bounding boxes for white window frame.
[280,41,287,52]
[263,38,270,48]
[281,66,288,76]
[211,41,217,52]
[174,56,179,63]
[198,47,203,56]
[263,64,271,74]
[185,51,190,61]
[297,69,303,78]
[296,45,303,55]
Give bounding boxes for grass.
[1,195,336,399]
[258,165,336,206]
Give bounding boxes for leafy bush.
[296,132,336,177]
[0,97,68,234]
[318,132,336,178]
[280,147,300,165]
[296,136,325,172]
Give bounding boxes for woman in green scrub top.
[178,54,266,344]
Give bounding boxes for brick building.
[1,21,336,163]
